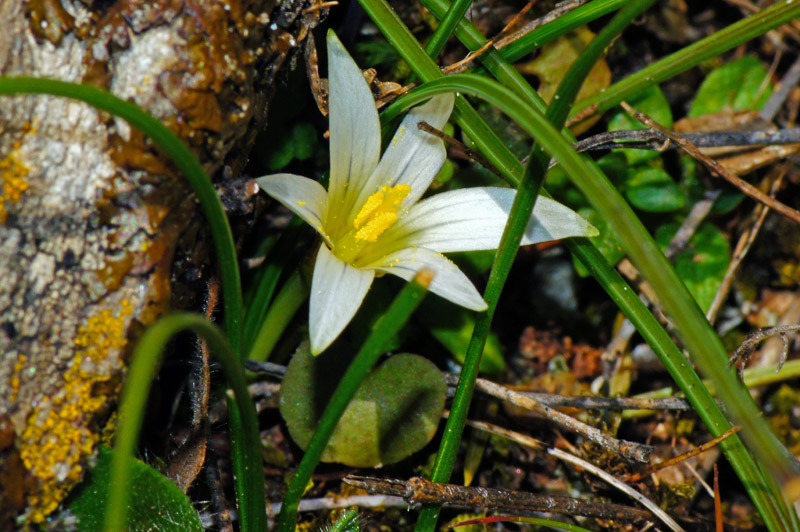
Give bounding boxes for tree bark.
[0,0,321,525]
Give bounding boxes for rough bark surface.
[0,0,320,525]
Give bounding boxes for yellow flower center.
[332,184,411,264]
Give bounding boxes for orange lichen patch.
[9,355,27,401]
[0,149,31,224]
[19,301,132,523]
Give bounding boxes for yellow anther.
[352,184,411,241]
[354,211,397,242]
[354,190,386,228]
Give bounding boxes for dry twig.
[621,101,800,225]
[495,0,590,52]
[626,426,741,482]
[458,376,654,462]
[417,121,506,179]
[345,475,669,527]
[729,324,800,375]
[706,164,790,323]
[460,419,687,532]
[443,0,538,75]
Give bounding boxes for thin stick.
[468,377,654,462]
[626,426,741,482]
[417,121,505,179]
[247,361,705,412]
[729,324,800,373]
[664,189,721,259]
[302,0,338,14]
[443,0,538,75]
[714,463,723,532]
[706,165,789,323]
[621,101,800,225]
[570,127,800,154]
[345,475,665,525]
[549,447,684,532]
[266,494,408,516]
[517,392,698,411]
[495,0,589,52]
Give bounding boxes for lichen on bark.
[0,0,321,525]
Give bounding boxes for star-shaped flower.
[256,31,597,355]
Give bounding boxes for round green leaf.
[67,446,203,532]
[625,167,686,212]
[655,221,731,312]
[607,85,672,165]
[689,56,773,117]
[280,347,446,467]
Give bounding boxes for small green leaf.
[68,446,203,532]
[625,167,686,212]
[573,207,625,276]
[655,222,731,311]
[265,135,295,170]
[418,298,506,374]
[291,122,318,160]
[280,347,446,467]
[264,122,318,170]
[689,56,773,117]
[607,85,672,164]
[328,508,360,532]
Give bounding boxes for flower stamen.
[331,184,411,264]
[352,184,410,242]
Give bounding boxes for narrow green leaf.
[572,207,625,277]
[419,298,506,374]
[106,314,264,532]
[571,1,800,119]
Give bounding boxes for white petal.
[367,247,487,311]
[310,243,375,355]
[379,187,598,254]
[326,31,381,222]
[355,94,455,211]
[255,174,331,245]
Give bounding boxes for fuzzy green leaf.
[68,446,203,532]
[280,348,446,467]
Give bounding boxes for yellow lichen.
[10,354,26,401]
[0,147,30,223]
[19,300,133,523]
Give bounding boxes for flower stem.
[275,272,432,531]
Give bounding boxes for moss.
[19,301,132,523]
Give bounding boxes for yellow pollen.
[354,211,397,242]
[352,184,411,242]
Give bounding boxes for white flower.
[256,30,598,355]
